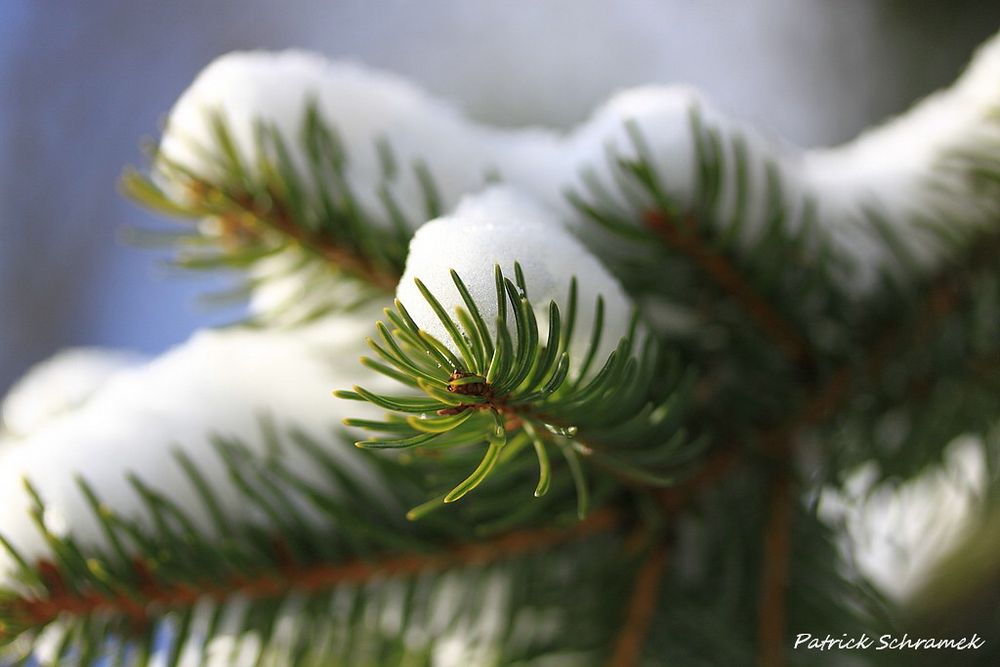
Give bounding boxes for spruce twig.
[7,508,619,633]
[630,227,1000,663]
[229,190,401,290]
[756,463,793,667]
[643,209,812,370]
[606,545,671,667]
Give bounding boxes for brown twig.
[9,509,619,631]
[644,210,812,368]
[178,175,404,291]
[744,276,959,664]
[606,545,671,667]
[242,196,401,291]
[756,460,794,667]
[649,231,1000,663]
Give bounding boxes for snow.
[817,437,987,600]
[246,247,374,326]
[1,348,144,439]
[156,50,558,231]
[805,32,1000,218]
[395,187,636,378]
[158,32,1000,295]
[804,30,1000,289]
[162,566,514,666]
[563,85,798,242]
[0,308,394,585]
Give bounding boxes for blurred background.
[1,0,998,393]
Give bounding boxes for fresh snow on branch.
[1,348,144,440]
[156,50,782,240]
[0,311,391,584]
[818,437,988,600]
[247,246,377,326]
[158,31,1000,291]
[395,187,636,377]
[804,32,1000,281]
[156,50,564,230]
[197,568,513,667]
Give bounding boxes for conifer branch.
[340,264,694,514]
[756,463,793,667]
[224,189,401,291]
[630,226,1000,663]
[5,508,620,639]
[11,215,989,660]
[643,210,812,368]
[12,47,993,661]
[568,112,843,395]
[123,104,425,318]
[606,545,670,667]
[782,226,1000,443]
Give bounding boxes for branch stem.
[235,194,401,290]
[606,544,671,667]
[756,460,793,667]
[10,509,619,631]
[644,210,812,368]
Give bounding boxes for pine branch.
[654,224,1000,508]
[325,212,997,663]
[642,210,813,368]
[121,260,975,666]
[339,264,696,515]
[613,221,1000,664]
[756,463,793,667]
[5,509,619,634]
[123,104,433,319]
[11,55,993,662]
[620,226,998,661]
[568,111,840,382]
[606,544,670,667]
[222,189,400,291]
[0,425,633,664]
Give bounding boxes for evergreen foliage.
[2,39,999,666]
[336,265,695,517]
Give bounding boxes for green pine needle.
[340,264,692,514]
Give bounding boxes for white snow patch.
[818,437,988,600]
[159,33,1000,295]
[396,187,636,377]
[2,348,145,439]
[0,307,394,585]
